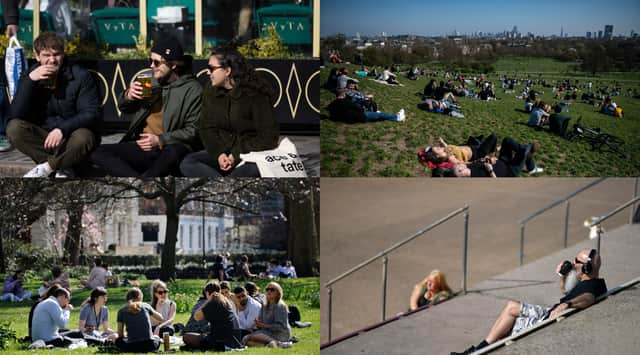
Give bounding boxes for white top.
[236,296,262,331]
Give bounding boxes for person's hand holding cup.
[130,72,153,100]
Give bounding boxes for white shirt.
[236,296,262,330]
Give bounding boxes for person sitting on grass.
[422,134,498,166]
[232,286,262,337]
[377,66,400,85]
[451,249,606,355]
[78,287,116,344]
[527,101,551,128]
[336,67,359,90]
[345,80,378,112]
[409,269,452,311]
[115,287,164,352]
[1,269,32,302]
[523,97,534,113]
[243,282,292,348]
[245,282,266,305]
[185,281,244,351]
[149,280,177,337]
[548,104,571,137]
[326,88,406,123]
[436,138,543,177]
[28,284,62,342]
[31,287,74,347]
[79,259,108,290]
[181,284,213,338]
[39,266,70,296]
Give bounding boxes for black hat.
[151,36,184,61]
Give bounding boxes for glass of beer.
[136,72,153,98]
[44,72,57,90]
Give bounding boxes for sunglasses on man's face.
[150,58,166,67]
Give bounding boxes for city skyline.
[321,0,639,38]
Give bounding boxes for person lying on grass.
[421,134,498,166]
[418,98,464,117]
[433,138,543,177]
[327,88,405,123]
[527,101,551,128]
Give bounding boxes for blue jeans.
[364,111,397,122]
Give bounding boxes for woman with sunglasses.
[78,287,115,342]
[149,280,177,336]
[115,287,164,352]
[244,282,292,348]
[180,46,280,177]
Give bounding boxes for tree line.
[322,34,640,74]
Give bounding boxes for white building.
[33,192,287,256]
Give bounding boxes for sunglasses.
[207,64,224,72]
[150,58,166,67]
[156,290,169,295]
[265,287,276,292]
[574,258,586,265]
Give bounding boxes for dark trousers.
[498,137,535,176]
[6,119,96,170]
[91,141,189,177]
[180,150,260,177]
[115,337,160,352]
[44,336,73,348]
[470,133,498,160]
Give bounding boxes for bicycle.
[566,118,626,158]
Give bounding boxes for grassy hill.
[320,59,640,177]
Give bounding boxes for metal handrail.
[586,195,640,252]
[325,205,470,342]
[517,178,607,265]
[587,195,640,227]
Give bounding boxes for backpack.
[288,305,301,325]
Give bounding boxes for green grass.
[0,278,320,354]
[321,60,640,177]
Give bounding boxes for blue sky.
[321,0,640,37]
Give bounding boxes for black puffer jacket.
[9,59,101,137]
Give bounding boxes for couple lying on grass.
[418,134,543,177]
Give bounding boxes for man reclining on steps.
[451,248,607,355]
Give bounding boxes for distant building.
[32,192,288,256]
[586,31,591,39]
[604,25,613,40]
[598,30,603,39]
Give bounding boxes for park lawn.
[320,60,640,177]
[0,277,320,354]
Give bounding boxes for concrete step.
[0,134,319,177]
[321,223,640,355]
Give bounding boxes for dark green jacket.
[118,74,202,151]
[199,84,279,161]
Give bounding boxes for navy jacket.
[9,59,101,137]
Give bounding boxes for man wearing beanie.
[90,36,202,177]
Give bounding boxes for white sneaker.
[55,169,75,178]
[24,162,52,178]
[396,109,406,122]
[278,341,293,348]
[529,167,544,174]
